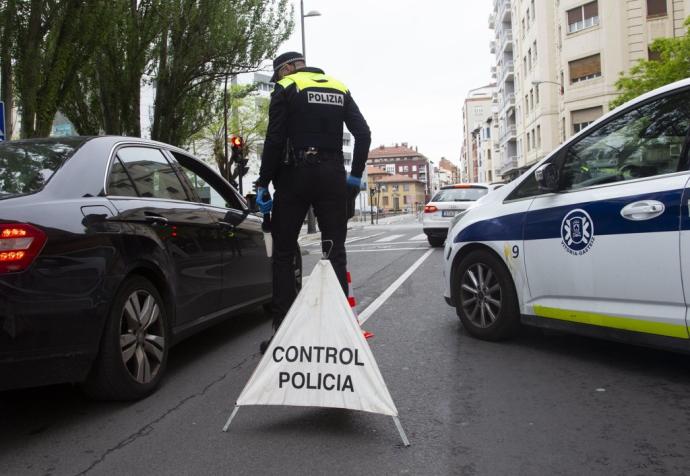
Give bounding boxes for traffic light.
[230,136,244,163]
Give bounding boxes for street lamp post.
[532,79,563,94]
[300,1,321,234]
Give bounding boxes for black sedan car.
[0,136,299,400]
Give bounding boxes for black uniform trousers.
[271,154,349,329]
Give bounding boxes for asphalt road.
[2,215,690,475]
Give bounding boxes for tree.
[12,0,104,138]
[61,0,166,136]
[151,0,292,147]
[611,17,690,109]
[189,83,269,184]
[0,0,17,139]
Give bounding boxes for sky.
[269,0,495,166]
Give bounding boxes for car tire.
[82,276,169,400]
[428,236,445,247]
[454,249,520,341]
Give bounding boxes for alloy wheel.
[460,263,502,328]
[119,290,166,384]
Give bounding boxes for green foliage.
[611,17,690,109]
[11,0,105,138]
[150,0,293,146]
[189,83,270,182]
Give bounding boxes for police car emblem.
[561,209,595,255]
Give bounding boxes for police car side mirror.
[535,163,559,192]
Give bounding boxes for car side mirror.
[535,163,559,192]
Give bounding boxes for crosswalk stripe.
[375,234,404,243]
[409,233,427,241]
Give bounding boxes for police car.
[443,78,690,352]
[422,184,495,247]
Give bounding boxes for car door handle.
[620,200,665,221]
[144,215,169,226]
[217,221,235,230]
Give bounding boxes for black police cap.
[271,52,305,82]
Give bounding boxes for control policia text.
[272,345,364,392]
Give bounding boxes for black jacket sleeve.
[344,92,371,179]
[257,85,289,188]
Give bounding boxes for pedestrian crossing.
[304,230,439,249]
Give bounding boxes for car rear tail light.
[424,205,438,213]
[0,224,47,274]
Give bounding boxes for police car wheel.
[454,250,519,341]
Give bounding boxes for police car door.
[523,87,690,342]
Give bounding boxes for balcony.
[499,28,513,53]
[490,65,497,79]
[499,61,514,84]
[496,0,511,23]
[500,155,520,176]
[488,13,495,29]
[500,125,517,144]
[499,93,515,112]
[489,40,496,54]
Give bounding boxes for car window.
[116,147,189,201]
[108,158,138,197]
[432,187,488,202]
[0,138,86,199]
[169,151,244,210]
[560,89,690,191]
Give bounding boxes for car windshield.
[0,138,86,199]
[431,187,488,202]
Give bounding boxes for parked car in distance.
[0,136,301,400]
[422,184,494,247]
[443,78,690,353]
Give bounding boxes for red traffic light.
[230,136,243,148]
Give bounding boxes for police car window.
[560,90,690,191]
[116,147,189,201]
[170,151,244,210]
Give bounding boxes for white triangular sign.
[235,259,399,416]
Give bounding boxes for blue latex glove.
[256,187,273,214]
[346,175,362,189]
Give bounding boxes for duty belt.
[294,147,341,165]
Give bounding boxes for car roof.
[440,183,489,189]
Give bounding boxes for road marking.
[375,234,404,243]
[348,247,429,253]
[409,233,426,241]
[346,232,385,244]
[358,248,435,324]
[306,232,386,247]
[348,241,429,248]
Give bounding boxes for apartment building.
[557,0,690,142]
[367,166,426,213]
[472,115,501,183]
[460,85,495,183]
[368,143,433,200]
[487,0,690,181]
[489,0,520,182]
[439,158,461,184]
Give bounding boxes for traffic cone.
[347,271,374,340]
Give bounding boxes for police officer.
[256,52,371,349]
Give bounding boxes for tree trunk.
[151,25,168,142]
[0,0,15,139]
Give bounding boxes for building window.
[533,40,538,62]
[572,106,603,133]
[528,48,532,69]
[412,165,417,171]
[569,54,602,83]
[647,0,667,17]
[474,106,484,114]
[535,84,540,104]
[530,89,534,110]
[527,132,531,151]
[526,8,530,27]
[567,1,599,34]
[536,125,541,148]
[403,183,410,192]
[525,95,529,114]
[562,117,566,142]
[382,196,389,207]
[648,47,662,61]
